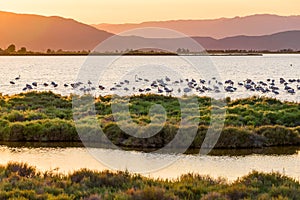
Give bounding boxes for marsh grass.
[0,162,298,200]
[0,92,298,148]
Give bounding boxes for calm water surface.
[0,144,299,181]
[0,54,299,101]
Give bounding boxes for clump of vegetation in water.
[0,91,299,148]
[0,162,298,200]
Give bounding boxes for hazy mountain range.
[1,11,300,51]
[92,14,300,39]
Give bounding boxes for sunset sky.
[0,0,299,24]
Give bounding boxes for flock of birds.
[7,74,300,96]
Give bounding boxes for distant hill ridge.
[1,11,300,51]
[93,14,300,39]
[0,10,113,51]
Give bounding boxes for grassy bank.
[0,162,298,200]
[0,91,299,148]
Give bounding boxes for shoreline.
[0,53,278,56]
[2,52,300,56]
[0,141,299,156]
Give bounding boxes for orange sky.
[0,0,299,24]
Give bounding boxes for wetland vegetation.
[0,91,299,149]
[0,162,298,200]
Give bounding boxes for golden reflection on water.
[0,146,299,181]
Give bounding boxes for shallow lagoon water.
[0,143,299,181]
[0,54,299,101]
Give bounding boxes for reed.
[0,162,298,200]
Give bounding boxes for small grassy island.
[0,162,298,200]
[0,91,299,149]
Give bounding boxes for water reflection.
[0,142,84,148]
[0,142,299,181]
[1,142,299,156]
[197,146,300,156]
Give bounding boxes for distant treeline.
[0,44,90,55]
[1,44,300,55]
[207,49,300,54]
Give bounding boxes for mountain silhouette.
[1,11,300,51]
[93,14,300,39]
[0,11,113,51]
